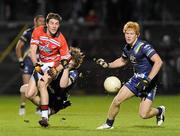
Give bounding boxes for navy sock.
[106,119,114,126]
[157,107,162,116]
[20,105,25,108]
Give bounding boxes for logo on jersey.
[39,45,52,53]
[144,44,155,57]
[144,44,151,50]
[135,73,146,78]
[130,55,136,64]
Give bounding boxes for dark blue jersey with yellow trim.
[122,39,156,76]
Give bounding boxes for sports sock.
[41,105,49,119]
[106,119,114,126]
[20,103,25,108]
[157,107,162,116]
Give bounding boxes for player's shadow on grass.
[132,125,165,129]
[32,126,109,131]
[32,125,80,130]
[49,125,80,130]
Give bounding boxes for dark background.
[0,0,180,95]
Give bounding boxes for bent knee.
[113,97,122,106]
[25,90,36,99]
[25,92,33,99]
[20,84,28,93]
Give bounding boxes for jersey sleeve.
[142,44,157,58]
[69,70,79,83]
[20,29,29,43]
[59,34,71,60]
[121,46,128,60]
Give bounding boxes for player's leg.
[37,62,60,127]
[19,57,34,115]
[19,74,31,116]
[156,105,165,126]
[139,98,158,119]
[139,95,165,126]
[48,94,71,116]
[25,76,40,105]
[38,73,52,127]
[21,83,40,106]
[107,85,135,120]
[20,84,29,93]
[97,85,135,129]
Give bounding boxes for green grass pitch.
[0,95,180,136]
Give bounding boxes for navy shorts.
[22,57,34,75]
[125,74,157,101]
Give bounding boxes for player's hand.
[18,58,24,69]
[136,77,151,96]
[47,67,58,78]
[61,59,69,69]
[95,58,109,68]
[19,60,25,69]
[34,63,44,75]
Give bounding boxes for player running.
[16,15,45,116]
[96,21,165,129]
[25,12,71,126]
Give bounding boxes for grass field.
[0,95,180,136]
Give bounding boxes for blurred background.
[0,0,180,95]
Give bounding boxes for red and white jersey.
[31,26,71,65]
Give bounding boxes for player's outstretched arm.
[95,57,128,69]
[108,57,128,68]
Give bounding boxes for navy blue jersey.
[20,27,34,51]
[48,69,78,94]
[20,27,34,75]
[48,69,79,113]
[19,27,34,74]
[122,39,156,76]
[122,39,159,100]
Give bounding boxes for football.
[104,76,121,93]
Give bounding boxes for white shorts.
[31,61,56,81]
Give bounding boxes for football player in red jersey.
[25,13,71,127]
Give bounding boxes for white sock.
[42,110,48,119]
